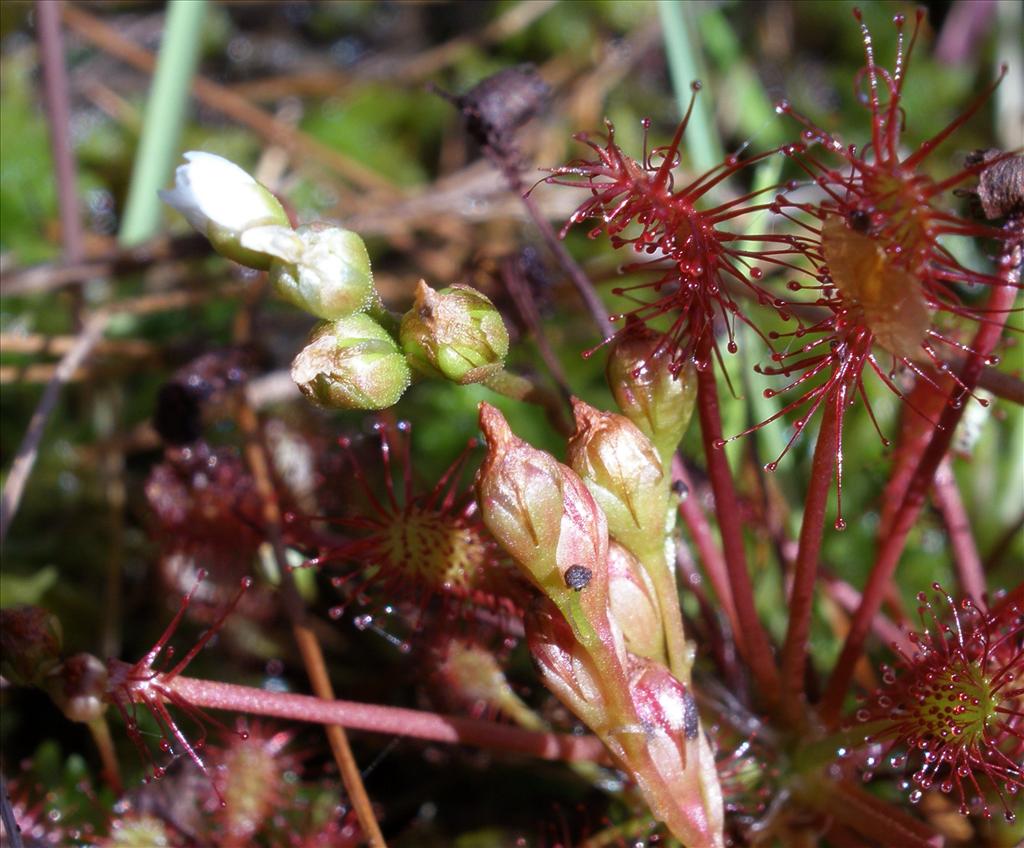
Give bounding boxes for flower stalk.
[166,674,608,763]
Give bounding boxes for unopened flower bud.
[476,403,608,611]
[0,605,63,686]
[241,223,375,320]
[525,598,607,730]
[628,658,725,848]
[438,637,546,732]
[567,398,667,561]
[291,314,411,410]
[607,542,663,661]
[607,325,697,466]
[46,653,108,724]
[400,281,509,384]
[160,152,289,270]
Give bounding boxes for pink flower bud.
[525,598,608,730]
[627,658,725,848]
[567,398,667,561]
[607,542,664,661]
[476,403,608,610]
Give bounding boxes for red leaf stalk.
[779,393,841,725]
[695,335,780,705]
[166,675,609,764]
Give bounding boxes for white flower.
[160,151,289,269]
[241,223,376,320]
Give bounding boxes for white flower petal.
[161,151,287,237]
[240,225,305,263]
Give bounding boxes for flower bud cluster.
[163,153,510,411]
[476,402,723,847]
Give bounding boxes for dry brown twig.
[231,281,387,846]
[60,3,398,197]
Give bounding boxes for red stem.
[168,675,609,764]
[780,397,840,724]
[823,575,911,655]
[693,338,780,703]
[932,457,986,605]
[671,455,739,637]
[820,223,1020,725]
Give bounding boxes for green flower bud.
[241,223,375,320]
[160,152,290,270]
[0,605,63,686]
[607,325,697,468]
[438,637,546,732]
[106,815,175,847]
[291,314,411,410]
[400,281,509,384]
[567,398,668,563]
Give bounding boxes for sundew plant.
[1,2,1021,846]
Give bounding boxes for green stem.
[790,721,890,775]
[637,543,692,684]
[87,716,123,795]
[657,0,722,173]
[483,368,570,434]
[366,297,401,336]
[119,0,206,246]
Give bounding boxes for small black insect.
[682,690,699,740]
[564,565,592,591]
[847,208,873,233]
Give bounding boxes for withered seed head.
[436,65,549,180]
[965,149,1024,220]
[452,65,549,150]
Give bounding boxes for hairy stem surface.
[167,676,609,762]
